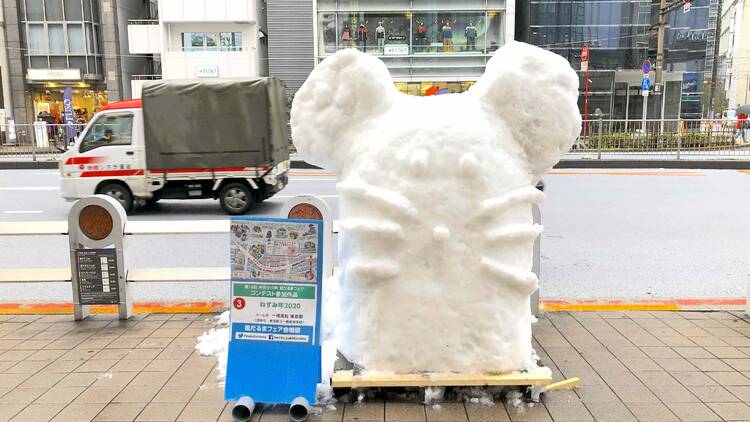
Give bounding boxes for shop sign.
[196,65,219,78]
[384,45,409,56]
[26,68,81,81]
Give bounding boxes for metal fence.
[0,122,86,161]
[574,119,750,159]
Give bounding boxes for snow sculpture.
[291,41,581,374]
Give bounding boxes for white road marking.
[0,187,59,191]
[274,194,338,199]
[288,178,338,181]
[2,210,44,214]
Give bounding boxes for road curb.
[3,159,750,170]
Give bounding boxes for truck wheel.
[99,183,133,213]
[220,182,253,215]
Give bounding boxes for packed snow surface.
[291,41,579,374]
[195,311,230,379]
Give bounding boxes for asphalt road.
[1,168,748,302]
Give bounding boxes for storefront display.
[316,3,506,56]
[32,86,107,126]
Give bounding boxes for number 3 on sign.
[233,297,246,310]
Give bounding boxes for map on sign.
[231,220,320,282]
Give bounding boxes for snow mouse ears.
[291,49,399,171]
[470,41,582,181]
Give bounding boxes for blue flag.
[63,87,76,140]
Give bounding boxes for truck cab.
[60,96,289,214]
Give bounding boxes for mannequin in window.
[356,24,368,52]
[376,22,385,54]
[341,25,352,49]
[415,21,427,53]
[465,22,477,51]
[441,21,453,53]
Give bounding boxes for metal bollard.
[597,116,603,159]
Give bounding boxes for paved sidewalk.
[2,310,750,421]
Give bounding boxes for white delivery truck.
[60,78,290,214]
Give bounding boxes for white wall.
[160,0,255,23]
[162,50,256,79]
[128,24,162,54]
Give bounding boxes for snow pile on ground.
[291,41,580,373]
[195,311,230,379]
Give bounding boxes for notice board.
[224,217,323,404]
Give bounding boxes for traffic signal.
[683,0,691,13]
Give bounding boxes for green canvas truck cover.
[141,78,289,170]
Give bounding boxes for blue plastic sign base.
[224,217,324,405]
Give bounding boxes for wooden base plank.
[331,367,553,388]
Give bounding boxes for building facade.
[517,0,720,120]
[0,0,145,125]
[268,0,515,97]
[718,0,750,108]
[127,0,268,98]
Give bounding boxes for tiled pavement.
[2,311,750,421]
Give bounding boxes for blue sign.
[63,87,76,141]
[225,217,324,405]
[642,59,651,74]
[641,77,651,92]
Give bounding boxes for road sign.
[684,0,691,12]
[641,77,651,92]
[642,59,651,74]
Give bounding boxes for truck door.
[65,111,143,184]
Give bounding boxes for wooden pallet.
[331,367,569,389]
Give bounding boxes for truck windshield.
[80,113,134,153]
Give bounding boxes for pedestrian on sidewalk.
[737,113,747,143]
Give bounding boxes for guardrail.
[575,118,750,159]
[0,122,86,161]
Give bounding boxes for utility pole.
[656,0,667,85]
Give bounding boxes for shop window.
[336,0,410,11]
[412,0,486,10]
[26,0,44,20]
[412,12,486,54]
[80,113,133,153]
[485,11,504,53]
[64,0,82,20]
[339,12,410,55]
[68,24,84,53]
[318,13,337,55]
[205,33,219,50]
[46,0,63,20]
[220,32,242,51]
[28,24,48,54]
[48,24,65,53]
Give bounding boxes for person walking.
[356,24,367,52]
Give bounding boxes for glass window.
[64,0,82,20]
[90,0,98,21]
[67,24,84,53]
[486,11,504,53]
[80,113,133,152]
[82,0,91,20]
[412,12,486,54]
[412,0,485,10]
[337,0,410,10]
[87,56,95,73]
[85,23,95,53]
[26,0,45,20]
[318,13,337,55]
[182,32,206,51]
[318,0,336,10]
[205,33,219,50]
[220,32,242,51]
[48,24,65,53]
[49,56,67,67]
[339,12,410,54]
[68,55,85,73]
[30,56,48,68]
[28,24,48,54]
[45,0,63,20]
